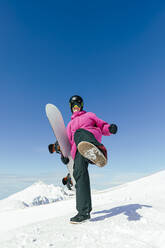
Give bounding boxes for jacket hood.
[71,110,86,120]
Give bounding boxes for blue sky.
[0,0,165,198]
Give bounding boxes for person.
[49,95,118,223]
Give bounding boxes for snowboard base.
[45,103,76,188]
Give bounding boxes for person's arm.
[92,113,111,135]
[92,113,118,135]
[66,122,73,145]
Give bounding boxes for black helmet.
[69,95,84,112]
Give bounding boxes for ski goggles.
[69,101,83,109]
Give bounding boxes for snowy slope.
[0,181,74,212]
[0,171,165,248]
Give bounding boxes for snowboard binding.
[62,173,73,190]
[48,141,61,154]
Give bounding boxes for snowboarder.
[49,95,117,223]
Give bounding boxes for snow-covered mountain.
[0,170,165,248]
[0,181,74,212]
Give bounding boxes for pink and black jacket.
[67,111,111,159]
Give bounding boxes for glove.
[61,154,69,165]
[109,124,118,134]
[48,144,55,154]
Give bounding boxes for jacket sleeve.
[66,122,72,145]
[92,113,111,136]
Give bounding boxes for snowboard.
[45,104,75,188]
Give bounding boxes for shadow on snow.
[90,204,152,222]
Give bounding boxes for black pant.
[73,129,102,215]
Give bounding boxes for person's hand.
[109,124,118,134]
[61,154,69,164]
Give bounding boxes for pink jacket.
[67,111,111,159]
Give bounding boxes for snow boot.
[70,213,91,224]
[77,141,107,167]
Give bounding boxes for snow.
[0,170,165,247]
[0,181,74,212]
